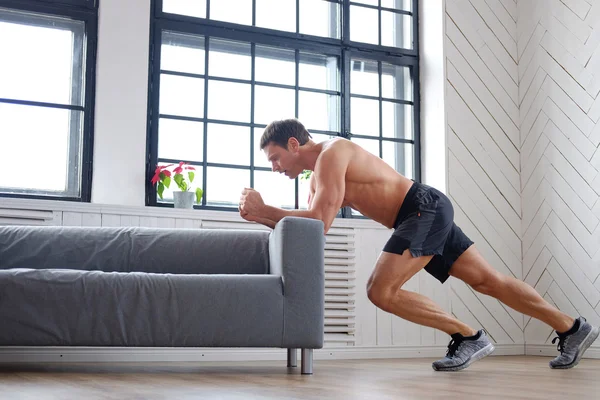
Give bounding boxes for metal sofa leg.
[287,348,297,367]
[301,348,313,375]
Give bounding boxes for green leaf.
[163,176,171,188]
[174,173,185,190]
[195,188,203,204]
[157,182,165,199]
[188,171,195,183]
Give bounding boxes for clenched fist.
[239,188,265,217]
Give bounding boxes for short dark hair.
[260,119,312,150]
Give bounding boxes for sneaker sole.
[432,343,495,372]
[550,326,600,370]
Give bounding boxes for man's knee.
[366,277,403,311]
[470,271,505,297]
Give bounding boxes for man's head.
[260,119,312,179]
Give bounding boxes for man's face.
[263,141,301,179]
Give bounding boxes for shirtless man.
[238,118,599,371]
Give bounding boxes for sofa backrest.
[0,225,270,275]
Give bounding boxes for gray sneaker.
[432,330,495,372]
[549,316,599,369]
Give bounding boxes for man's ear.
[288,137,300,152]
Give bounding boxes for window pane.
[382,102,413,140]
[350,5,378,45]
[381,11,413,49]
[159,74,205,118]
[207,123,250,165]
[0,103,80,194]
[381,0,412,11]
[382,141,414,178]
[254,85,295,125]
[353,0,378,5]
[254,170,295,209]
[211,0,251,25]
[351,59,379,97]
[256,0,295,33]
[161,32,205,75]
[255,45,295,86]
[350,97,379,136]
[382,64,412,101]
[298,91,340,132]
[208,80,251,122]
[0,9,84,106]
[351,137,380,157]
[206,167,250,206]
[310,133,337,143]
[163,0,206,18]
[300,0,340,39]
[299,53,338,91]
[253,127,270,168]
[158,163,204,203]
[209,38,251,80]
[299,175,311,210]
[158,118,204,161]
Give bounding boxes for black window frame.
[146,0,420,217]
[0,0,98,202]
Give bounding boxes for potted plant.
[151,162,203,209]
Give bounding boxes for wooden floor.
[1,356,599,399]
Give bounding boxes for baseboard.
[0,344,525,364]
[525,344,600,358]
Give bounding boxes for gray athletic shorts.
[383,181,474,284]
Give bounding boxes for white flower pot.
[173,191,195,209]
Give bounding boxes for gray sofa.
[0,216,325,374]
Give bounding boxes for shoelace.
[552,335,568,354]
[446,338,463,357]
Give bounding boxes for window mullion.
[295,48,300,210]
[250,43,256,189]
[202,37,210,206]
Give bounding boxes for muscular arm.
[262,150,348,234]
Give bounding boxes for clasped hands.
[238,188,265,222]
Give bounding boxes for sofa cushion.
[0,226,270,275]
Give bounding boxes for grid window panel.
[254,85,295,125]
[255,46,295,85]
[160,31,205,75]
[206,124,250,166]
[209,38,251,80]
[254,170,296,209]
[381,0,412,11]
[256,0,296,33]
[161,0,341,39]
[206,167,250,207]
[151,0,419,217]
[299,52,338,91]
[159,74,205,118]
[0,4,96,200]
[299,0,340,39]
[349,2,414,50]
[158,118,204,162]
[162,0,206,19]
[207,80,251,122]
[211,0,251,25]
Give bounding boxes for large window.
[147,0,419,216]
[0,0,97,201]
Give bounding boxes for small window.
[0,2,97,200]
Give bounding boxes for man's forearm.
[262,205,319,223]
[252,216,277,229]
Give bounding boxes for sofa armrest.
[268,216,325,348]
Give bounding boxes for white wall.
[517,0,600,351]
[91,0,151,206]
[445,0,524,346]
[444,0,600,354]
